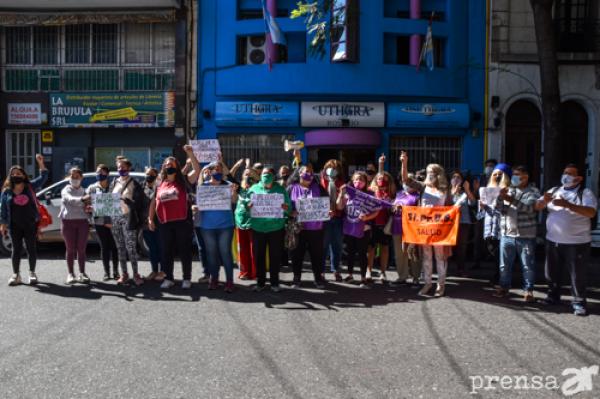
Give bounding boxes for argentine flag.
[262,0,287,46]
[419,24,434,71]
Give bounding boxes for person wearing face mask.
[365,162,378,184]
[58,167,90,284]
[149,146,200,290]
[109,158,145,286]
[84,164,119,281]
[287,165,328,289]
[320,159,345,281]
[493,165,540,301]
[536,164,597,316]
[247,167,292,292]
[277,165,291,188]
[367,168,396,283]
[0,154,48,286]
[235,167,259,280]
[450,170,477,277]
[337,171,378,287]
[198,163,238,292]
[401,151,453,297]
[141,167,164,282]
[390,173,421,286]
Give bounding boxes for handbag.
[284,218,302,250]
[29,185,52,229]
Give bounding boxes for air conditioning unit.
[246,35,267,65]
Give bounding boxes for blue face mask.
[96,174,108,182]
[118,170,129,177]
[212,172,223,181]
[511,175,521,187]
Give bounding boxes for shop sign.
[49,92,175,128]
[8,103,42,125]
[301,102,385,128]
[215,101,299,127]
[387,103,471,128]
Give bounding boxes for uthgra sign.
[301,102,385,127]
[49,92,175,128]
[215,101,298,127]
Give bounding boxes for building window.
[65,25,91,64]
[384,34,445,67]
[555,0,595,52]
[383,0,447,21]
[6,27,31,64]
[124,23,152,64]
[330,0,359,62]
[33,27,59,65]
[218,134,295,170]
[389,136,462,174]
[92,24,118,64]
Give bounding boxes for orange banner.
[401,206,460,246]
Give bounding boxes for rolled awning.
[305,129,381,147]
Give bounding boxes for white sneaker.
[78,273,91,284]
[8,274,21,286]
[28,272,38,285]
[66,274,76,285]
[181,280,192,289]
[160,279,175,289]
[419,283,433,296]
[435,283,445,297]
[365,269,372,280]
[379,272,388,283]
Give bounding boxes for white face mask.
[511,175,521,187]
[70,178,82,188]
[484,166,493,176]
[561,174,577,188]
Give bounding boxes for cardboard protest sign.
[250,193,284,218]
[296,197,330,223]
[91,193,122,218]
[479,187,501,207]
[191,139,220,163]
[401,206,460,246]
[196,185,232,211]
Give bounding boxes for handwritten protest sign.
[91,193,122,218]
[251,193,284,219]
[296,197,330,223]
[479,187,501,207]
[196,185,232,211]
[191,139,220,163]
[401,206,460,246]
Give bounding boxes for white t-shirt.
[421,186,446,207]
[544,186,597,244]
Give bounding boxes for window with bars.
[218,134,295,171]
[2,23,175,92]
[388,136,462,175]
[555,0,596,52]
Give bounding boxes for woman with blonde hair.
[401,152,452,297]
[366,166,396,283]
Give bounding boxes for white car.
[0,172,148,256]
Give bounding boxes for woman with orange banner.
[400,151,455,297]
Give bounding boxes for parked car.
[0,172,148,256]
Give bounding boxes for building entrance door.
[311,147,376,178]
[5,129,41,178]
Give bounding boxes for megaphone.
[284,140,304,152]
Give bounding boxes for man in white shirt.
[535,164,597,316]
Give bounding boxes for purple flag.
[343,187,392,238]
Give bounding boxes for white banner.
[196,185,232,211]
[301,102,385,128]
[296,197,330,223]
[250,193,284,219]
[91,193,122,217]
[191,139,220,163]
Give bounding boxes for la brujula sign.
[301,102,385,128]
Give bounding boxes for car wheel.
[137,229,150,258]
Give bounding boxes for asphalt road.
[1,247,600,399]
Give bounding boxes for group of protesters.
[0,145,596,316]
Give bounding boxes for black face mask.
[165,167,177,175]
[146,175,157,183]
[10,176,25,185]
[366,170,376,176]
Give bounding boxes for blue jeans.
[499,236,536,291]
[143,229,162,273]
[200,227,235,282]
[323,217,343,273]
[194,228,209,275]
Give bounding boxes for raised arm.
[378,153,386,173]
[184,144,200,185]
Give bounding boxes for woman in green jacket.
[247,167,292,292]
[235,167,259,280]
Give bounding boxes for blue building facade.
[197,0,487,176]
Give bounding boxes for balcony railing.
[555,18,600,53]
[1,66,175,92]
